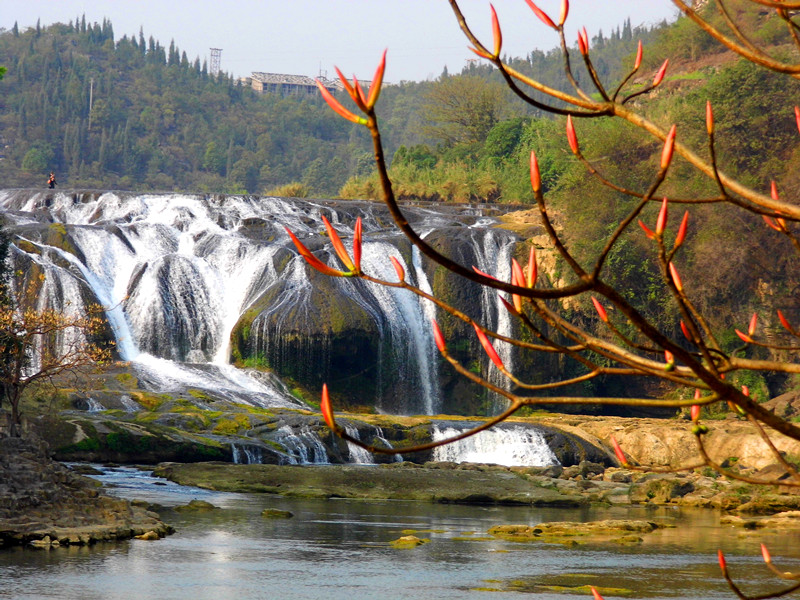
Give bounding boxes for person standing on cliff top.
[47,172,56,189]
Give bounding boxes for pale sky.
[0,1,678,83]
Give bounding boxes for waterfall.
[470,229,517,413]
[431,423,559,467]
[231,443,264,465]
[344,426,375,464]
[0,190,519,417]
[273,425,329,465]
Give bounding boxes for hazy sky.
[1,1,678,82]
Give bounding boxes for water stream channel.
[0,466,796,600]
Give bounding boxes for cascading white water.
[273,425,329,464]
[0,190,519,419]
[431,423,559,467]
[470,229,517,413]
[343,426,375,464]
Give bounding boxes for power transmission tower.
[210,48,222,76]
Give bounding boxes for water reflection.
[0,466,797,600]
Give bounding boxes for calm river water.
[0,465,797,600]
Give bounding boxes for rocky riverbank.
[153,457,800,515]
[0,436,172,548]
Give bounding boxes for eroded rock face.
[0,436,172,547]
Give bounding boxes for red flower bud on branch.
[674,211,689,248]
[748,312,758,337]
[664,349,675,366]
[694,388,702,400]
[511,258,525,312]
[286,227,348,277]
[742,385,750,396]
[653,59,669,86]
[668,262,683,292]
[577,27,589,55]
[352,75,368,107]
[490,4,502,57]
[761,543,772,564]
[638,220,656,239]
[321,383,336,429]
[530,151,541,192]
[566,115,579,154]
[353,217,362,271]
[527,246,537,288]
[366,49,387,108]
[316,80,368,125]
[473,266,499,281]
[334,67,361,108]
[611,436,628,466]
[680,320,692,341]
[591,296,608,322]
[795,106,800,135]
[762,215,784,232]
[771,180,780,201]
[634,40,643,70]
[469,46,495,60]
[524,0,556,29]
[558,0,569,26]
[735,329,753,343]
[706,100,714,135]
[499,295,520,316]
[432,319,446,353]
[590,587,605,600]
[660,125,676,170]
[390,256,405,282]
[656,197,668,236]
[322,216,356,272]
[778,309,795,333]
[473,322,505,370]
[718,550,727,573]
[691,404,701,422]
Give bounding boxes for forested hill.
[0,15,663,196]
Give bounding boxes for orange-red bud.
[748,312,758,337]
[473,266,500,281]
[432,319,446,353]
[490,4,502,57]
[761,543,772,564]
[591,296,608,322]
[499,295,520,316]
[321,383,336,429]
[527,246,537,288]
[653,59,669,86]
[778,309,794,333]
[735,329,753,343]
[680,320,692,341]
[656,197,668,236]
[638,220,656,240]
[577,27,588,55]
[590,587,605,600]
[718,550,727,572]
[771,180,779,201]
[691,404,701,422]
[322,215,356,272]
[706,100,714,135]
[611,436,627,465]
[511,258,525,312]
[473,322,505,370]
[524,0,556,29]
[566,115,579,154]
[390,256,405,282]
[742,385,750,396]
[353,217,362,271]
[664,349,674,365]
[763,215,783,232]
[674,211,689,248]
[352,75,368,107]
[316,80,368,125]
[286,227,348,277]
[661,125,676,170]
[366,49,387,108]
[669,262,683,292]
[694,388,702,400]
[634,40,643,70]
[795,106,800,135]
[469,46,495,60]
[558,0,569,26]
[530,151,541,193]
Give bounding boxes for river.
[0,465,795,599]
